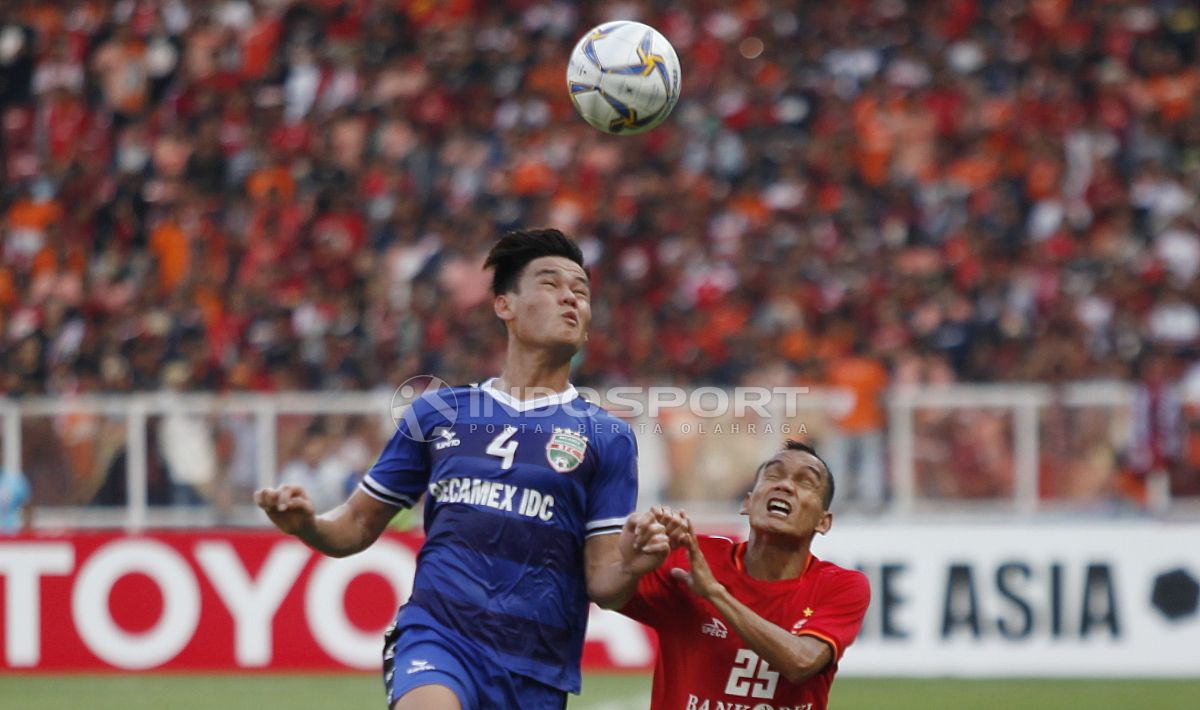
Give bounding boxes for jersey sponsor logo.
[433,427,461,450]
[546,427,588,472]
[701,617,728,638]
[686,696,812,710]
[406,659,435,674]
[427,477,556,521]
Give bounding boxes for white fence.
[1,382,1198,530]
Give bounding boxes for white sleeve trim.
[584,515,627,538]
[586,516,627,531]
[358,475,416,509]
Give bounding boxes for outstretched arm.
[672,515,832,684]
[254,485,399,558]
[584,507,673,609]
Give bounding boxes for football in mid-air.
[566,21,681,135]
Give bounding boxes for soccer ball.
[566,21,681,135]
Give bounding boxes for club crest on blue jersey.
[546,427,588,472]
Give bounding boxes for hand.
[618,507,671,577]
[254,484,316,536]
[670,513,725,601]
[653,506,689,549]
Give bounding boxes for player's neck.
[495,343,573,397]
[742,533,812,581]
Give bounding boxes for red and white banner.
[0,531,656,672]
[7,524,1198,676]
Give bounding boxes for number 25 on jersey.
[725,649,779,699]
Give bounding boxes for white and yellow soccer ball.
[566,21,681,135]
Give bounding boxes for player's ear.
[494,293,514,323]
[738,492,750,516]
[815,510,832,536]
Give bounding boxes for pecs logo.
[546,427,588,472]
[701,617,728,638]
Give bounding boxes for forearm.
[586,513,672,609]
[294,503,379,558]
[586,559,642,610]
[706,585,830,684]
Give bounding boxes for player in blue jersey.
[255,229,669,709]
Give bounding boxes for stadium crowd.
[1,1,1199,507]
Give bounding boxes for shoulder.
[579,399,636,442]
[696,535,737,566]
[696,534,736,553]
[811,558,870,596]
[572,393,629,425]
[407,385,476,417]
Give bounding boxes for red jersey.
[621,536,869,710]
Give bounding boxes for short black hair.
[754,439,835,510]
[484,228,585,296]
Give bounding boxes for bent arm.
[584,533,640,609]
[705,586,833,684]
[584,511,671,609]
[672,519,835,684]
[295,489,400,558]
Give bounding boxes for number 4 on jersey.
[486,426,519,469]
[725,649,779,699]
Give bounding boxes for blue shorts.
[382,622,567,710]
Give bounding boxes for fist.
[254,484,316,536]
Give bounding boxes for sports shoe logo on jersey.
[701,617,728,638]
[546,427,588,472]
[433,427,461,450]
[406,659,435,675]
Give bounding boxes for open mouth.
[766,498,792,518]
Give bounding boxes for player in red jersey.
[618,441,869,710]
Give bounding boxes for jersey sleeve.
[357,395,440,509]
[617,545,687,627]
[583,421,638,538]
[792,568,870,661]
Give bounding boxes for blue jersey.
[358,379,638,693]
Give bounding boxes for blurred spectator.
[278,420,353,512]
[0,0,1196,397]
[1129,351,1184,512]
[0,0,1196,507]
[0,466,31,532]
[0,5,35,108]
[91,429,175,507]
[824,339,888,510]
[156,362,218,505]
[215,409,260,513]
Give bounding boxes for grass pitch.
[0,673,1197,709]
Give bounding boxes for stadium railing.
[1,383,1197,530]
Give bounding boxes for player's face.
[496,256,592,357]
[740,450,832,540]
